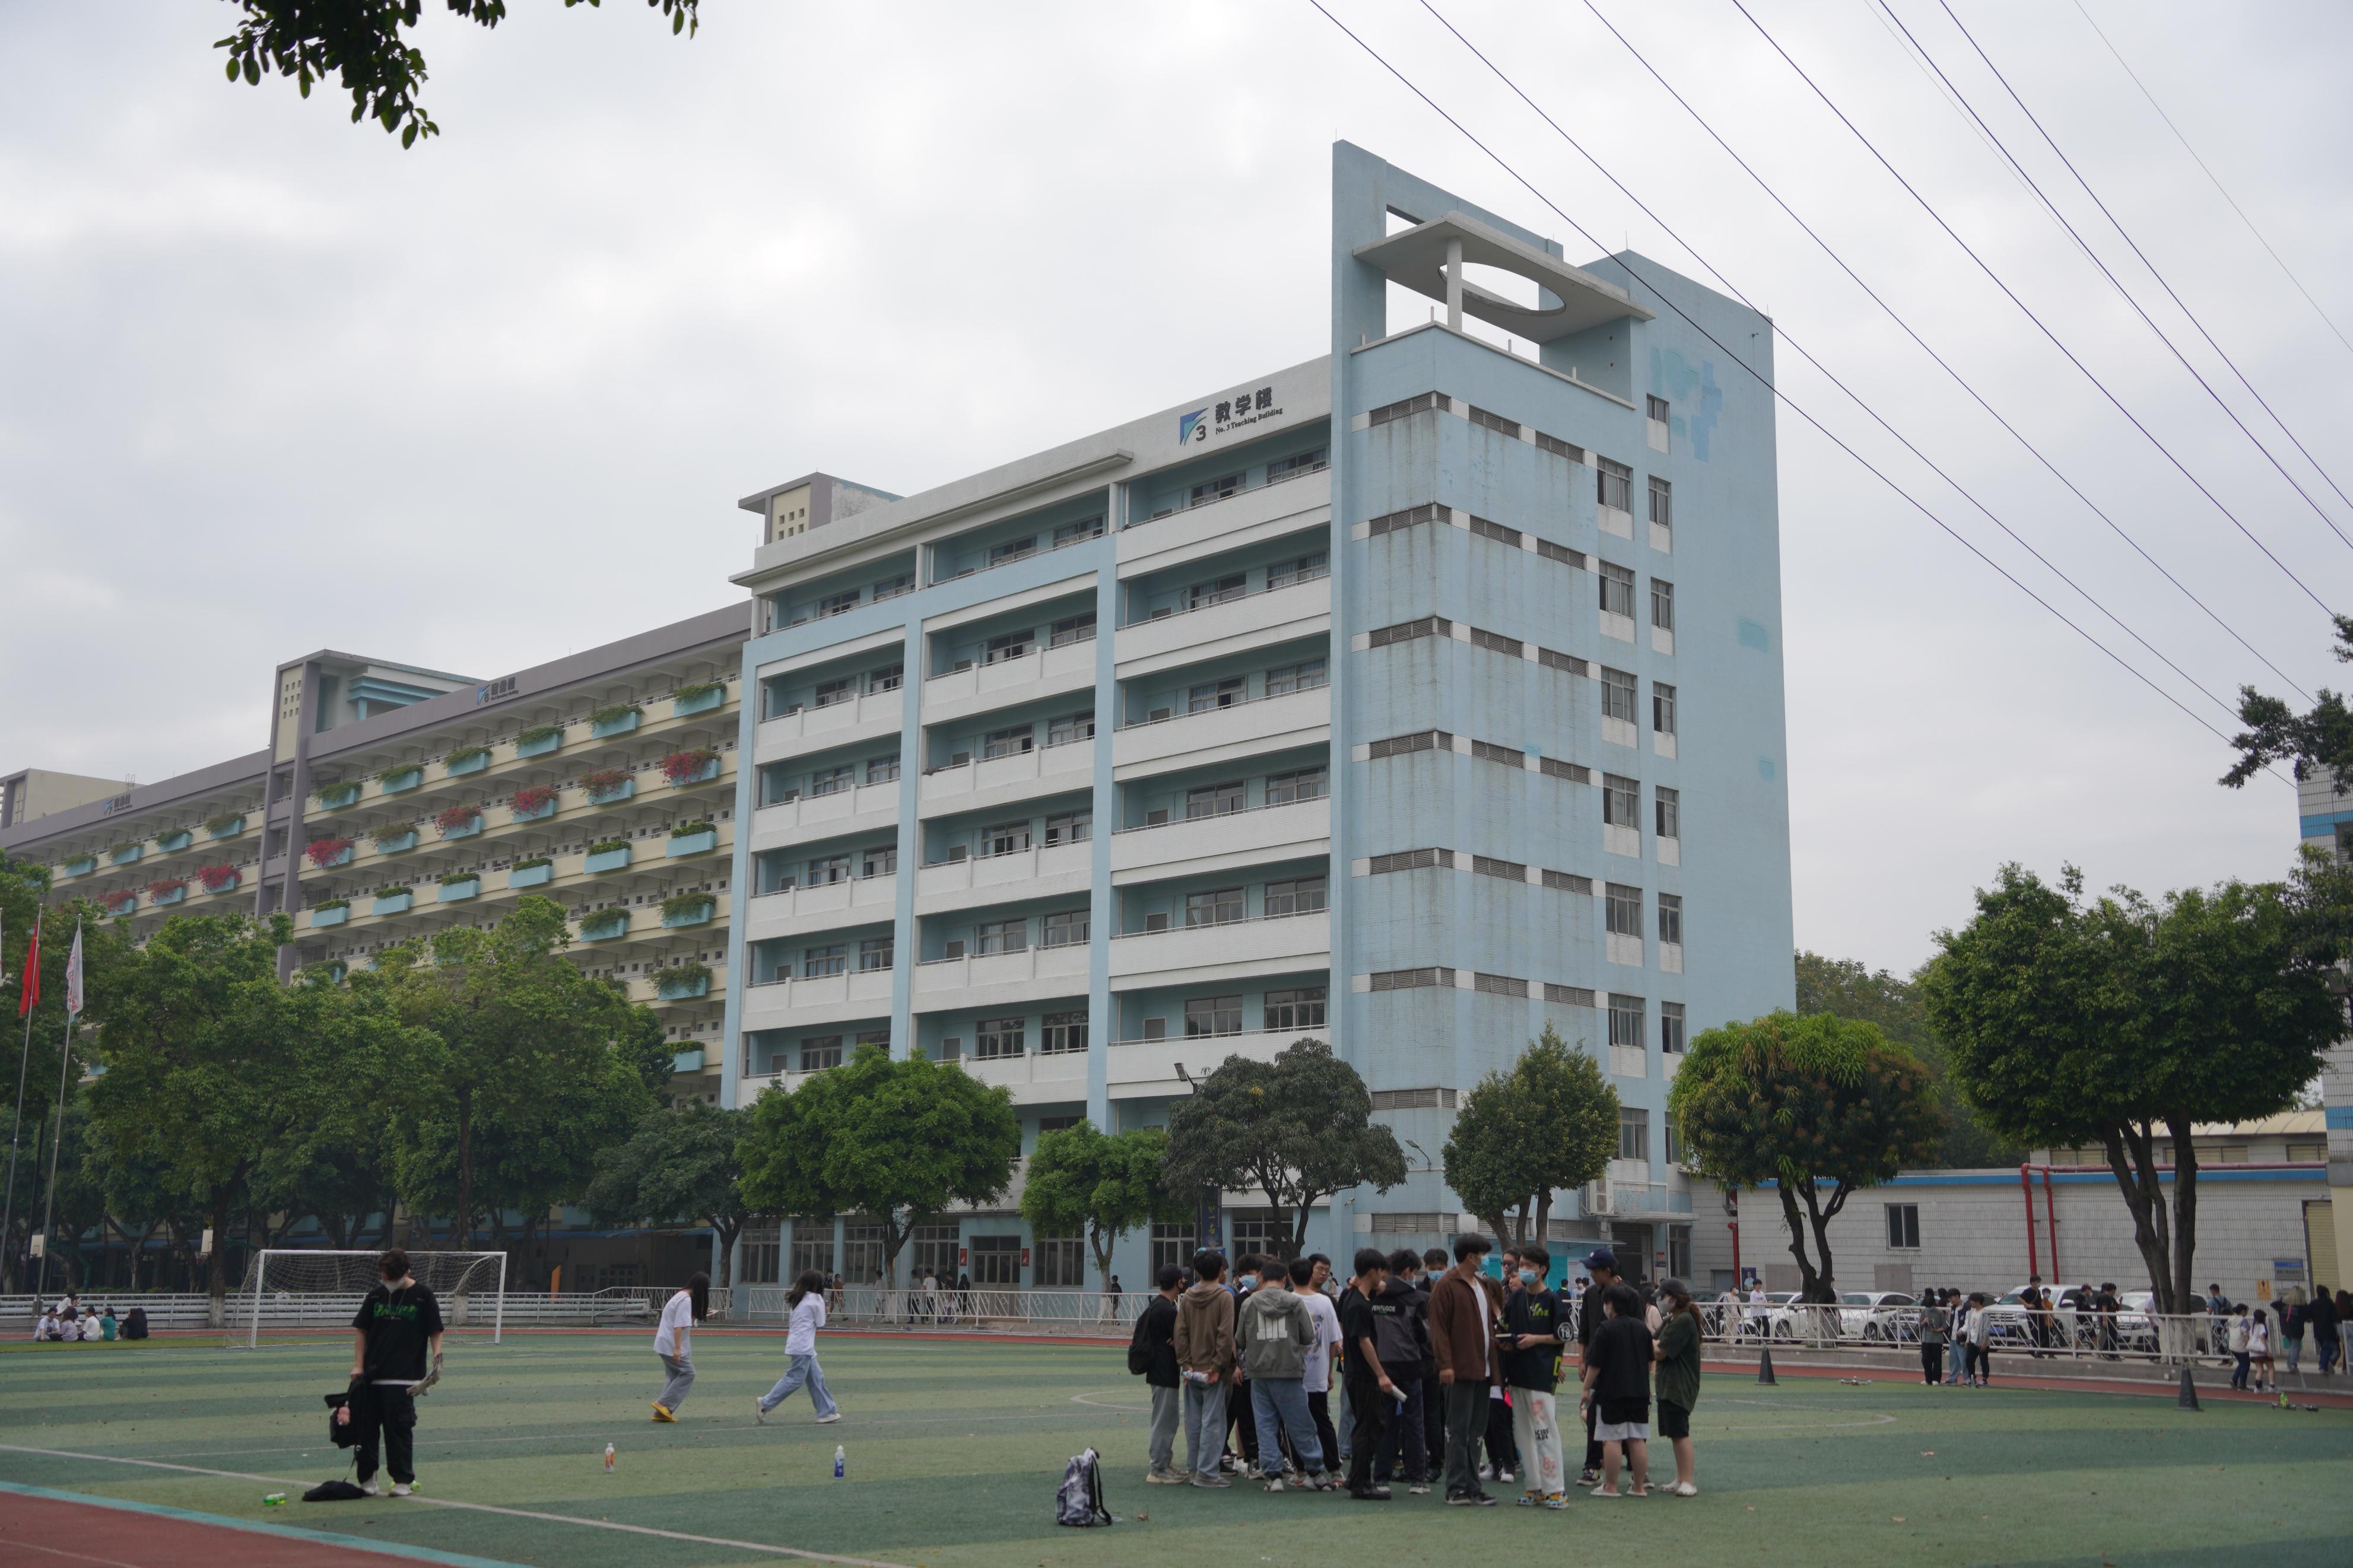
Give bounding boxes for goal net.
[228,1250,508,1348]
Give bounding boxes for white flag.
[64,920,82,1018]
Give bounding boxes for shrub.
[580,908,628,936]
[581,767,632,796]
[511,784,560,813]
[435,804,482,835]
[662,748,721,784]
[657,961,713,994]
[675,680,725,704]
[304,837,355,867]
[589,704,643,727]
[313,782,358,804]
[204,813,243,834]
[196,864,240,892]
[446,746,491,770]
[145,877,188,899]
[669,819,715,839]
[586,838,630,857]
[374,885,415,899]
[370,823,416,848]
[512,855,552,872]
[311,898,351,912]
[376,764,421,785]
[517,724,564,746]
[661,890,715,920]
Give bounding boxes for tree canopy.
[1669,1010,1941,1302]
[1159,1038,1408,1255]
[1443,1025,1618,1245]
[1020,1122,1180,1288]
[1794,950,2023,1168]
[586,1101,760,1286]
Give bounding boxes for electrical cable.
[2071,0,2353,368]
[1571,0,2310,703]
[1301,0,2273,769]
[1725,0,2339,617]
[1416,0,2256,723]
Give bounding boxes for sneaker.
[1262,1477,1286,1493]
[1146,1467,1188,1484]
[1578,1468,1599,1487]
[1516,1491,1544,1507]
[1497,1468,1516,1485]
[1477,1462,1494,1481]
[356,1481,380,1497]
[1191,1474,1232,1489]
[1218,1455,1239,1474]
[752,1398,767,1426]
[1351,1486,1392,1501]
[1446,1492,1478,1506]
[390,1483,412,1498]
[650,1402,676,1423]
[814,1411,842,1424]
[1544,1493,1569,1510]
[1407,1481,1432,1496]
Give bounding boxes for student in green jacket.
[1652,1278,1704,1497]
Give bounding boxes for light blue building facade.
[718,145,1794,1293]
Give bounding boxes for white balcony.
[1109,910,1329,987]
[912,939,1091,1010]
[954,1048,1090,1105]
[918,737,1094,818]
[737,965,896,1029]
[1106,1028,1296,1101]
[1119,469,1330,568]
[1113,686,1330,778]
[755,690,904,762]
[1114,576,1331,680]
[750,780,900,848]
[1111,796,1329,883]
[916,839,1092,915]
[920,639,1097,726]
[742,873,898,942]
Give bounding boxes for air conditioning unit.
[1148,607,1173,621]
[940,1036,963,1060]
[1144,912,1170,933]
[948,751,971,768]
[1146,808,1169,827]
[944,939,967,960]
[1142,1018,1167,1041]
[945,845,968,863]
[950,660,974,673]
[1148,707,1172,723]
[1585,1181,1615,1217]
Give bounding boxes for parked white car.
[1837,1290,1921,1342]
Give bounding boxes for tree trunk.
[1776,1184,1826,1301]
[205,1188,235,1302]
[1533,1188,1553,1248]
[2163,1117,2198,1318]
[454,1089,475,1248]
[1091,1223,1115,1291]
[2103,1124,2174,1309]
[713,1218,741,1289]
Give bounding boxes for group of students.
[644,1269,844,1426]
[2214,1283,2344,1386]
[29,1294,145,1342]
[1911,1289,1997,1385]
[1130,1235,1703,1505]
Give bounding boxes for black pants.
[1344,1374,1389,1494]
[1920,1341,1943,1383]
[1484,1391,1517,1472]
[1226,1377,1258,1464]
[350,1383,417,1485]
[1307,1391,1339,1478]
[1375,1375,1429,1483]
[1421,1366,1445,1461]
[1583,1389,1602,1472]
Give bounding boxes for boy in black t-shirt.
[1338,1248,1398,1500]
[1576,1282,1653,1497]
[345,1249,446,1496]
[1502,1244,1566,1507]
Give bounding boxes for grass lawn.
[1,1331,2348,1568]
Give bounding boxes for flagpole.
[33,920,80,1302]
[2,912,35,1294]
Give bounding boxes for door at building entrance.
[1612,1224,1652,1280]
[969,1235,1022,1287]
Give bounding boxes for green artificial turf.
[1,1332,2348,1568]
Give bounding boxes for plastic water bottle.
[262,1493,287,1507]
[833,1444,845,1480]
[603,1443,616,1474]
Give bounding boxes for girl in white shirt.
[650,1273,707,1421]
[754,1270,841,1424]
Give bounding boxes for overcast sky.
[5,1,2349,975]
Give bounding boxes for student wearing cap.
[1573,1246,1621,1486]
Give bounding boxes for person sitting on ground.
[120,1305,148,1341]
[98,1305,116,1343]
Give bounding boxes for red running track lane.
[0,1490,506,1568]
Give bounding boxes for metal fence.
[732,1284,1142,1333]
[4,1287,735,1336]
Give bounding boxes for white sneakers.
[814,1411,842,1424]
[752,1398,767,1426]
[390,1483,413,1497]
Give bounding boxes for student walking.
[1579,1283,1654,1497]
[1339,1249,1401,1500]
[754,1271,842,1424]
[2282,1292,2306,1374]
[2227,1305,2252,1389]
[1429,1234,1501,1506]
[1238,1257,1329,1490]
[346,1249,446,1497]
[1916,1293,1948,1384]
[651,1272,708,1421]
[1135,1265,1185,1483]
[1502,1244,1567,1507]
[2247,1308,2273,1393]
[1653,1278,1703,1496]
[1173,1250,1238,1488]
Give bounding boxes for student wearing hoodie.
[1368,1247,1433,1493]
[1237,1254,1330,1491]
[1173,1251,1239,1487]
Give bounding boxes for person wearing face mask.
[1224,1255,1264,1474]
[1503,1245,1567,1507]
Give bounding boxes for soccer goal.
[228,1250,508,1348]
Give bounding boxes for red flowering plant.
[435,803,482,837]
[145,877,188,900]
[304,837,355,868]
[510,784,560,814]
[661,748,721,785]
[196,863,240,893]
[581,767,632,796]
[103,890,137,915]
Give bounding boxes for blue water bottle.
[833,1444,845,1480]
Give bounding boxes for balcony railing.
[1115,681,1327,732]
[1119,567,1329,629]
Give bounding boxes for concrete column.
[1444,236,1463,331]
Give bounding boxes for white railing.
[1681,1302,2246,1369]
[2,1287,735,1334]
[732,1284,1142,1333]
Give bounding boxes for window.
[818,589,861,618]
[1368,392,1439,424]
[865,754,900,785]
[1600,668,1637,723]
[868,663,904,694]
[805,853,850,886]
[808,764,853,797]
[1049,612,1097,648]
[1473,855,1526,882]
[1649,476,1672,532]
[803,944,847,979]
[987,536,1037,567]
[1188,676,1245,714]
[1534,430,1580,461]
[975,1017,1026,1058]
[858,936,893,972]
[1602,774,1640,829]
[1266,551,1328,589]
[799,1035,843,1071]
[983,820,1031,857]
[1152,1222,1197,1275]
[814,676,855,708]
[1047,711,1095,747]
[1605,883,1643,939]
[1266,447,1329,482]
[1187,780,1245,819]
[1044,810,1091,845]
[1646,395,1669,423]
[1885,1203,1921,1251]
[981,724,1034,761]
[1185,887,1245,927]
[872,573,914,601]
[1659,893,1683,946]
[1042,909,1090,948]
[1185,995,1243,1036]
[1536,647,1584,675]
[1653,683,1678,736]
[1370,966,1455,991]
[1040,1009,1089,1054]
[1544,982,1597,1006]
[975,917,1027,956]
[1264,659,1327,695]
[968,1233,1021,1285]
[985,630,1034,664]
[1189,574,1247,611]
[1618,1105,1650,1161]
[1650,579,1674,631]
[1655,785,1680,839]
[1369,615,1450,647]
[861,844,897,878]
[1598,457,1633,513]
[1368,1087,1456,1111]
[1052,516,1106,548]
[909,1222,959,1282]
[1370,848,1450,873]
[2287,1140,2327,1162]
[1599,561,1636,618]
[1263,875,1326,917]
[1661,1000,1686,1054]
[1540,759,1590,785]
[1665,1114,1682,1165]
[1264,986,1326,1032]
[1190,471,1244,507]
[1266,765,1328,804]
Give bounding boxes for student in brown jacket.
[1171,1249,1239,1487]
[1427,1234,1500,1505]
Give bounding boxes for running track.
[0,1484,516,1568]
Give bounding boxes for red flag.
[15,914,37,1019]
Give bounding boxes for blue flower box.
[662,900,716,929]
[580,913,629,942]
[109,845,143,866]
[666,828,717,858]
[317,784,361,810]
[310,904,351,928]
[441,816,484,841]
[674,686,725,717]
[510,863,553,889]
[669,758,722,787]
[658,972,711,999]
[590,710,643,739]
[374,829,418,855]
[207,816,245,840]
[373,892,413,916]
[512,797,558,823]
[446,750,491,777]
[157,830,192,853]
[586,778,636,806]
[517,730,564,759]
[670,1047,707,1073]
[379,768,423,794]
[205,873,242,896]
[310,844,354,869]
[63,856,95,877]
[151,885,186,907]
[437,877,480,902]
[585,845,633,874]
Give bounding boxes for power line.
[1573,0,2310,704]
[1300,0,2270,772]
[1725,0,2339,619]
[1412,0,2257,725]
[2071,0,2353,368]
[1891,0,2353,549]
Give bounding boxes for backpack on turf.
[1055,1446,1112,1528]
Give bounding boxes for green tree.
[586,1101,758,1286]
[1444,1025,1620,1245]
[216,0,700,150]
[2223,613,2353,793]
[1020,1122,1181,1289]
[1669,1011,1942,1303]
[1160,1038,1408,1257]
[1922,863,2341,1315]
[737,1045,1019,1289]
[1795,950,2024,1168]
